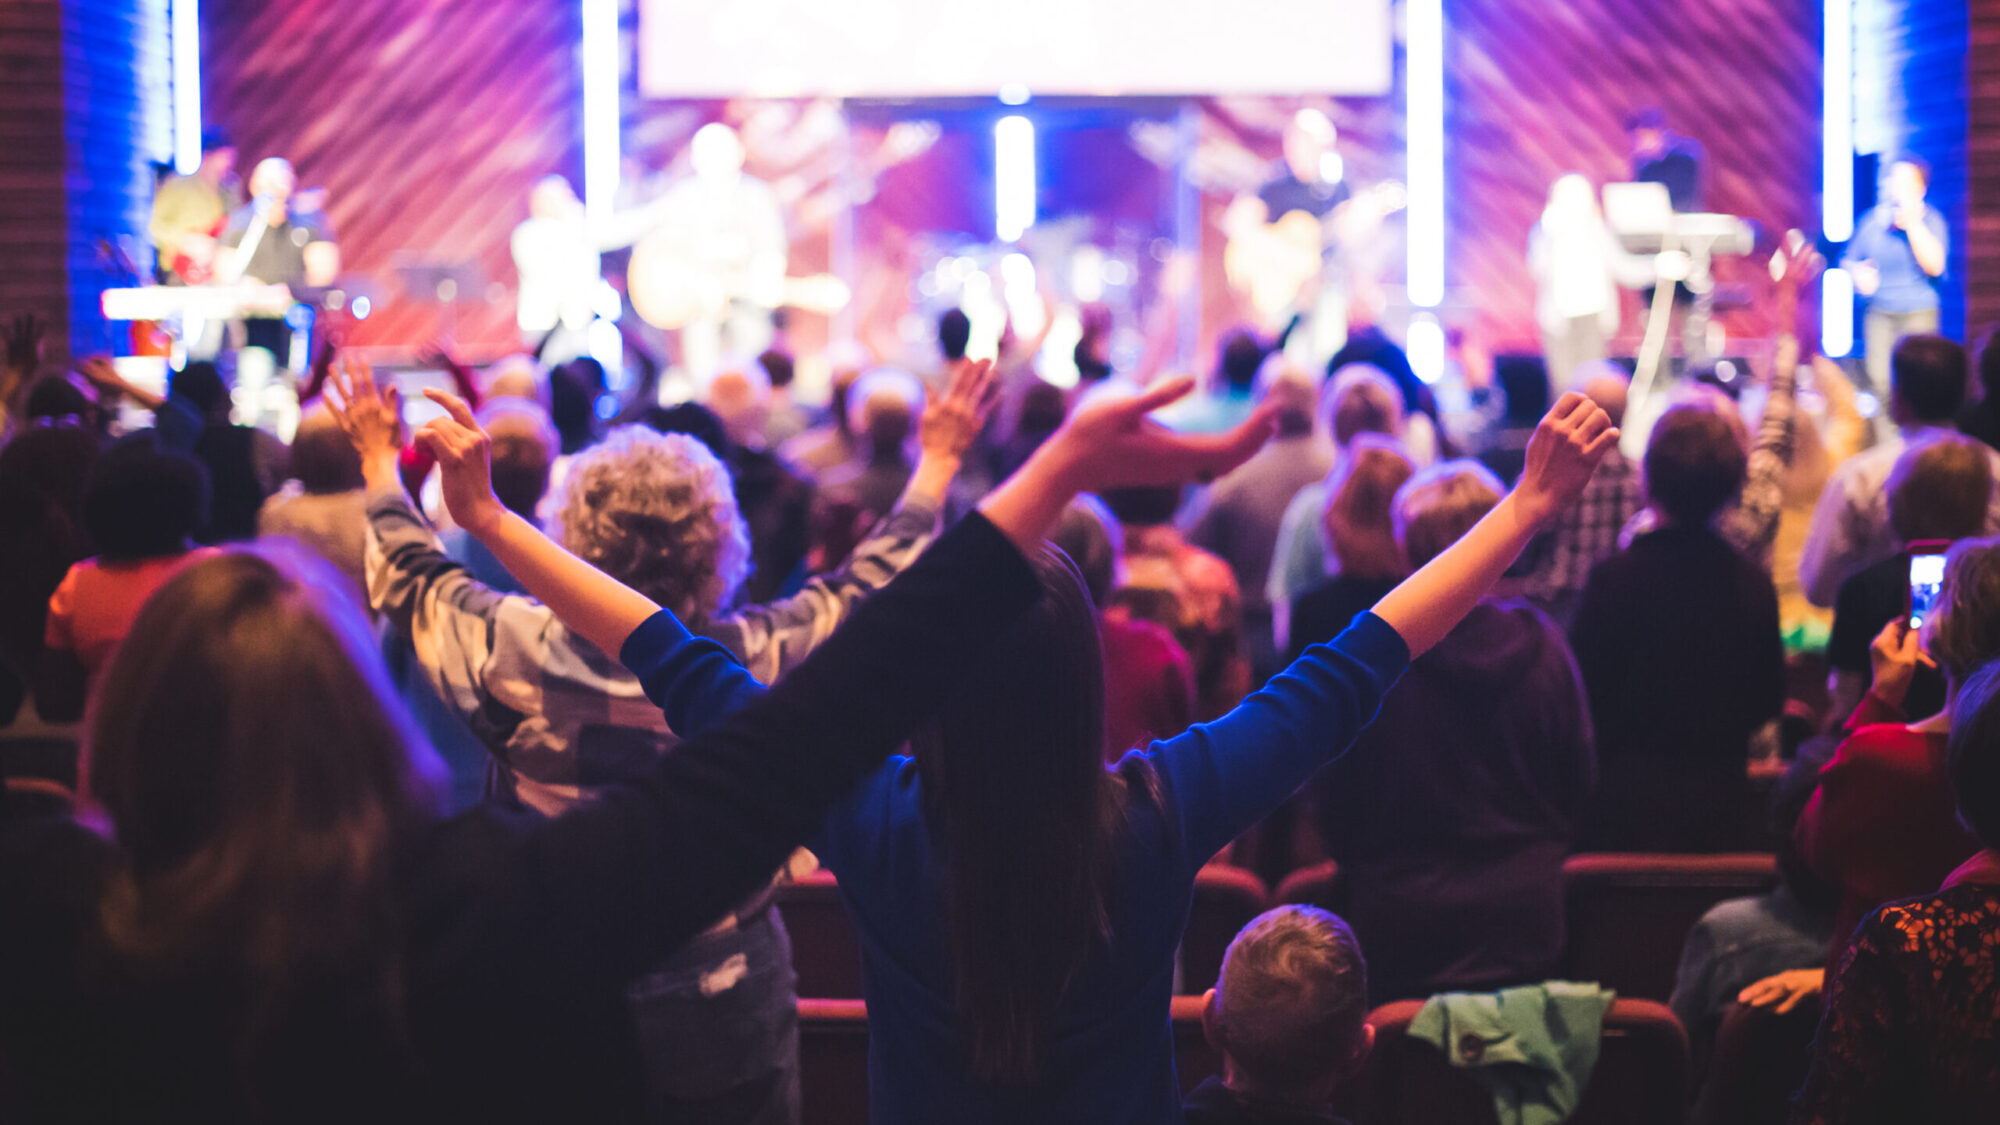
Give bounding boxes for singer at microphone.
[218,157,341,363]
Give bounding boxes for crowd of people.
[4,235,2000,1124]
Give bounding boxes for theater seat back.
[798,999,869,1125]
[1562,853,1779,1001]
[1340,997,1688,1125]
[1690,999,1821,1125]
[799,994,1225,1125]
[777,870,864,998]
[1183,865,1269,993]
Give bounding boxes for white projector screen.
[638,0,1394,99]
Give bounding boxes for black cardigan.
[0,513,1039,1124]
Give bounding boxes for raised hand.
[72,355,128,394]
[414,389,506,537]
[1048,376,1276,492]
[325,354,403,473]
[2,313,44,377]
[1508,392,1619,526]
[918,357,998,463]
[975,376,1276,552]
[1868,618,1932,709]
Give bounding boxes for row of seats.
[778,853,1780,1003]
[798,995,1689,1125]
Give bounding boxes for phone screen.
[1909,552,1947,629]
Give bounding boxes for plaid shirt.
[366,488,939,816]
[1525,449,1643,602]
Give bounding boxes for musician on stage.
[219,157,340,364]
[1227,109,1350,368]
[1625,107,1706,214]
[1843,154,1948,401]
[1529,174,1674,390]
[149,128,242,286]
[645,122,789,379]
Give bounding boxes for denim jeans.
[627,908,801,1125]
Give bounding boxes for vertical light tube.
[1405,0,1444,308]
[581,0,621,226]
[171,0,201,175]
[994,115,1036,243]
[1823,0,1853,242]
[1822,267,1854,358]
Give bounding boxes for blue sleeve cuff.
[620,610,700,705]
[1341,610,1413,682]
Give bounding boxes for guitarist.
[148,128,242,286]
[1226,109,1402,369]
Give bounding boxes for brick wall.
[0,1,72,363]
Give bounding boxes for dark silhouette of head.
[83,433,211,562]
[1218,330,1268,394]
[938,309,972,363]
[1642,404,1746,527]
[1891,335,1970,425]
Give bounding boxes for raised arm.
[1147,394,1615,861]
[445,380,1281,978]
[728,360,997,681]
[1373,393,1617,656]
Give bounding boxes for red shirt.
[45,550,218,678]
[1796,692,1982,973]
[1099,611,1195,761]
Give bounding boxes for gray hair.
[554,426,751,626]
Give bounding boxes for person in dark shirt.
[170,361,282,543]
[1571,402,1785,851]
[1187,906,1371,1125]
[219,157,337,360]
[1310,461,1595,1002]
[1826,435,1990,723]
[1625,107,1706,213]
[1954,329,2000,454]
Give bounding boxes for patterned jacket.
[366,488,939,815]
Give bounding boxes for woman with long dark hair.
[467,387,1620,1120]
[0,372,1278,1121]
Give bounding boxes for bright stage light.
[171,0,202,175]
[995,115,1036,243]
[1406,312,1444,384]
[1823,0,1853,242]
[582,0,622,225]
[1405,0,1444,309]
[1822,267,1854,357]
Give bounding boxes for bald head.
[1577,363,1631,428]
[478,399,558,517]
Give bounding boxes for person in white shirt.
[1527,174,1673,391]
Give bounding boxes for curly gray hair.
[554,426,751,627]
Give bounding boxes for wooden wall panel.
[0,1,73,362]
[1968,0,2000,336]
[1446,0,1824,351]
[200,0,582,355]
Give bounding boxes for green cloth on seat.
[1407,982,1615,1125]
